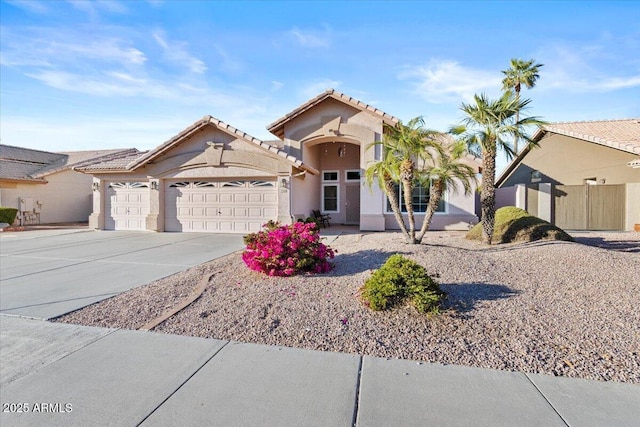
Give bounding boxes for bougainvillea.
[242,221,335,276]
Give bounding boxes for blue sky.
[1,0,639,172]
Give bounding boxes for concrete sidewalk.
[1,316,638,427]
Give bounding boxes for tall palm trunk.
[400,160,416,243]
[513,85,521,154]
[480,148,497,244]
[416,180,443,243]
[383,174,410,240]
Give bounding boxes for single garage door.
[165,180,278,233]
[105,182,150,230]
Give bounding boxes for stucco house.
[0,144,139,225]
[495,119,640,231]
[78,89,480,233]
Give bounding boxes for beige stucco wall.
[626,183,640,231]
[88,124,298,231]
[279,97,386,227]
[0,170,92,224]
[501,134,640,186]
[383,178,479,231]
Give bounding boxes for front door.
[345,184,361,225]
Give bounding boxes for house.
[495,119,640,231]
[0,144,139,225]
[77,89,480,233]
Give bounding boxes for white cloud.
[0,27,146,67]
[534,43,640,93]
[271,81,284,92]
[152,29,207,74]
[299,79,341,99]
[399,59,500,103]
[289,26,331,48]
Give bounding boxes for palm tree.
[452,92,546,244]
[501,58,543,153]
[363,144,408,238]
[415,140,477,243]
[364,117,442,244]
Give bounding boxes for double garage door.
[105,180,278,233]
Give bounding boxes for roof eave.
[0,177,48,184]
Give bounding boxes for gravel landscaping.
[57,230,640,384]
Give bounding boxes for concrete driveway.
[0,229,245,319]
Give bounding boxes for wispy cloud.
[535,44,640,93]
[67,0,129,16]
[399,60,500,103]
[4,0,50,14]
[289,26,331,48]
[152,29,206,74]
[300,79,341,99]
[0,27,146,67]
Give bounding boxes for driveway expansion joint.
[524,372,570,426]
[136,339,231,426]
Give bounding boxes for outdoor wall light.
[150,181,158,190]
[280,178,288,189]
[92,182,100,192]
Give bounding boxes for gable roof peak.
[267,88,399,139]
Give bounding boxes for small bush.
[0,207,18,225]
[242,221,335,276]
[466,206,573,244]
[360,255,444,314]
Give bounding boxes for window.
[322,185,339,212]
[386,182,446,213]
[345,170,361,181]
[322,171,338,182]
[530,170,541,183]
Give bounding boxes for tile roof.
[267,89,400,139]
[496,118,640,186]
[74,150,148,171]
[0,144,138,182]
[533,118,640,155]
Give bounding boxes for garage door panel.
[106,183,149,231]
[248,193,262,203]
[234,208,248,217]
[165,180,278,233]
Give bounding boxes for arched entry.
[312,140,361,225]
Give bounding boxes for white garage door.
[165,180,278,233]
[105,182,150,230]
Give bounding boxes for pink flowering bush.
[242,221,335,276]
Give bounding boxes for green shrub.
[360,255,444,314]
[0,207,18,225]
[466,206,574,244]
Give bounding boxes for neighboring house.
[77,89,480,233]
[495,119,640,231]
[0,144,139,225]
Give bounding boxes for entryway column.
[145,179,163,231]
[277,176,294,224]
[88,178,104,230]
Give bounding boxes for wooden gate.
[554,184,625,230]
